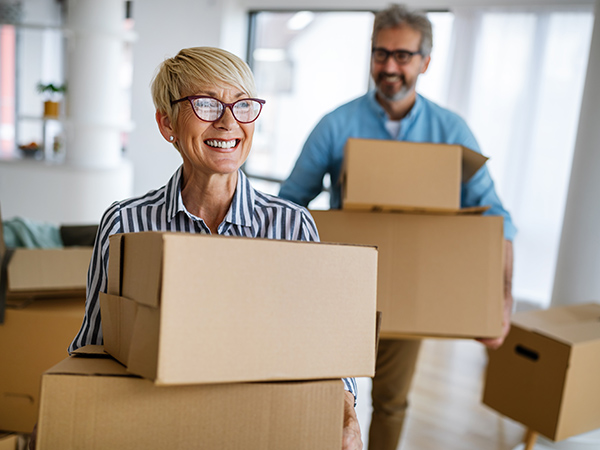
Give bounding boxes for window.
[246,7,594,307]
[0,24,16,157]
[246,10,375,207]
[444,8,594,306]
[0,0,66,161]
[245,10,453,206]
[16,25,66,159]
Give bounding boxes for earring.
[169,136,174,142]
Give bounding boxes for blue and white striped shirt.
[69,166,357,398]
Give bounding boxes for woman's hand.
[342,390,363,450]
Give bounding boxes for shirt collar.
[223,169,255,228]
[403,93,422,123]
[165,165,254,228]
[165,165,184,221]
[367,90,388,119]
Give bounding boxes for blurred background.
[0,0,598,312]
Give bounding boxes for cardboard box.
[101,231,378,385]
[0,208,92,301]
[311,209,504,338]
[341,138,488,212]
[0,298,85,433]
[36,349,344,450]
[483,303,600,441]
[3,247,92,300]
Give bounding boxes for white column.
[64,0,125,168]
[0,0,134,225]
[551,1,600,307]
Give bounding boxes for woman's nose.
[215,106,238,129]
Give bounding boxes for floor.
[354,338,528,450]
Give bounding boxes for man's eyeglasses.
[170,96,266,124]
[372,47,422,65]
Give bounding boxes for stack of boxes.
[312,138,505,339]
[0,208,91,440]
[34,231,379,449]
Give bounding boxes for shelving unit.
[1,15,66,161]
[16,114,64,161]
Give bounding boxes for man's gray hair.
[372,4,433,57]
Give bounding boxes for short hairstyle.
[151,46,257,123]
[372,4,433,57]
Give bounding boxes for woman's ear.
[156,110,176,143]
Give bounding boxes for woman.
[67,47,362,449]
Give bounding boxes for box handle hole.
[515,344,539,361]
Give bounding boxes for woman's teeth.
[205,139,238,149]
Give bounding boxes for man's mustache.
[377,72,407,84]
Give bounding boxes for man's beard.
[375,73,415,102]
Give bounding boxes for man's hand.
[342,390,362,450]
[477,240,514,350]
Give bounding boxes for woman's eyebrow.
[197,90,246,99]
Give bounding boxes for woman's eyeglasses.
[170,96,266,124]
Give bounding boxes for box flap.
[108,234,124,296]
[461,146,488,182]
[99,293,138,366]
[539,321,600,346]
[45,351,132,377]
[72,345,109,357]
[118,232,165,308]
[126,302,161,381]
[385,205,491,215]
[512,303,600,345]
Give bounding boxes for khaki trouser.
[368,338,422,450]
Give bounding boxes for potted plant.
[37,82,66,118]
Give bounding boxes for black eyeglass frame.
[371,47,423,65]
[170,95,266,124]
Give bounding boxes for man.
[279,4,516,450]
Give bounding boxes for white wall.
[127,0,241,196]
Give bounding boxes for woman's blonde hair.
[151,47,257,123]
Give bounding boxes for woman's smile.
[204,138,240,150]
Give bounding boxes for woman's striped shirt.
[68,166,357,398]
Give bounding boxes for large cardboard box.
[483,303,600,441]
[341,138,488,212]
[36,349,345,450]
[0,209,92,301]
[311,209,504,338]
[101,231,378,385]
[0,298,85,433]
